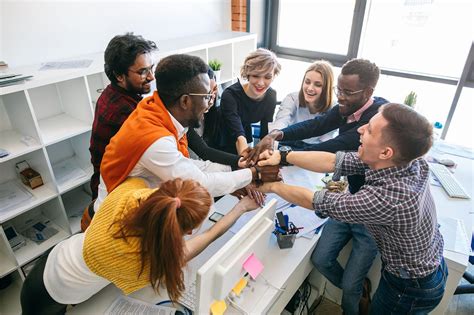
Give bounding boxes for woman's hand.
[237,155,248,168]
[231,184,266,207]
[235,195,260,212]
[245,184,266,206]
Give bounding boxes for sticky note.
[210,300,227,315]
[242,253,264,279]
[232,277,248,296]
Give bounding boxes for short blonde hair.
[240,48,281,80]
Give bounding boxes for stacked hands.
[231,135,283,206]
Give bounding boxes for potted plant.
[208,59,222,83]
[404,91,417,109]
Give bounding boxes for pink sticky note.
[242,253,264,279]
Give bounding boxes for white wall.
[1,0,231,67]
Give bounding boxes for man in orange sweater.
[93,54,280,213]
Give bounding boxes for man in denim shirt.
[256,103,446,314]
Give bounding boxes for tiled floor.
[310,263,474,314]
[445,263,474,315]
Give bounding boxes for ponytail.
[114,178,211,300]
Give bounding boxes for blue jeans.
[311,219,378,315]
[370,258,448,315]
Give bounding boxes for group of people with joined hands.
[20,32,446,315]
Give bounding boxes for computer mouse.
[438,158,455,167]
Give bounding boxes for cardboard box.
[15,161,44,189]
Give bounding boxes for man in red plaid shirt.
[89,33,157,200]
[82,34,157,231]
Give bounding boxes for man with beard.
[92,54,281,214]
[89,33,157,201]
[243,59,388,315]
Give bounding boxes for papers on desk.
[438,217,472,256]
[432,141,474,160]
[230,167,328,236]
[281,205,328,238]
[105,296,179,315]
[229,194,327,238]
[281,166,324,190]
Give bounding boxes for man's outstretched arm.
[257,150,336,174]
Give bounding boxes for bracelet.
[254,165,262,181]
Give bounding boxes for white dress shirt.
[269,92,336,144]
[95,111,252,211]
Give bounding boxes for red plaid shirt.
[89,84,142,199]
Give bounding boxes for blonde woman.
[218,48,281,155]
[270,60,336,150]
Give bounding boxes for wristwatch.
[279,146,293,166]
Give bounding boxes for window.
[268,0,474,147]
[445,87,474,148]
[361,0,472,78]
[277,0,356,55]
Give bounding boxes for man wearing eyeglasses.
[243,58,388,315]
[93,54,281,215]
[89,33,157,203]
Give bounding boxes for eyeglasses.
[333,86,365,98]
[187,93,214,102]
[129,64,154,78]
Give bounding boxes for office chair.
[453,233,474,295]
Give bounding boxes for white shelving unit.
[0,31,256,314]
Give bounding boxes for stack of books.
[0,73,33,87]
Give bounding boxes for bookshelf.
[0,31,256,314]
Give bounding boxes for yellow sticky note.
[210,300,227,315]
[232,277,248,296]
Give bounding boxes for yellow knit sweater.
[83,178,157,294]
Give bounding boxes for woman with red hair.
[21,177,259,315]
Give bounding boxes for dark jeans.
[311,219,378,315]
[21,251,67,315]
[370,258,448,315]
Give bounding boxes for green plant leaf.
[208,59,222,71]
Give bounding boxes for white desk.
[429,153,473,314]
[68,167,326,314]
[68,155,473,314]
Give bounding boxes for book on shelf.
[0,74,33,87]
[0,181,33,213]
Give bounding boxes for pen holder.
[276,233,296,249]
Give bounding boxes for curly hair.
[341,58,380,88]
[154,54,209,107]
[104,32,157,84]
